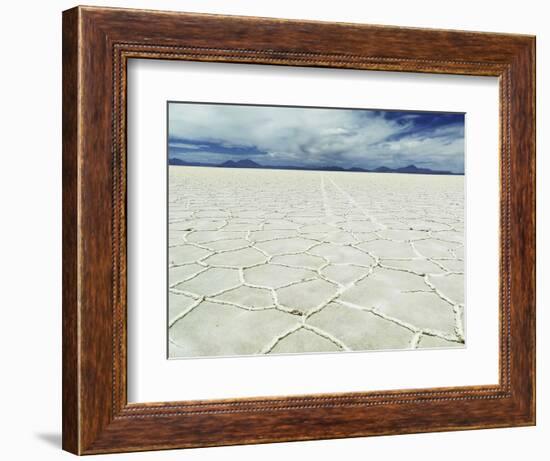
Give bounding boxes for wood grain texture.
[62,5,536,455]
[62,7,80,454]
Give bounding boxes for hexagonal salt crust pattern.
[168,167,465,358]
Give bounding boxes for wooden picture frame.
[62,5,536,455]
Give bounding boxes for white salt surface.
[168,167,465,358]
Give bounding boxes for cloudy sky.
[168,102,464,173]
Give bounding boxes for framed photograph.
[62,6,535,455]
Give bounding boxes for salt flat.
[168,166,465,358]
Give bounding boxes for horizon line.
[168,157,464,175]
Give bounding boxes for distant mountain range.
[168,158,462,175]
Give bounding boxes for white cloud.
[169,103,464,172]
[168,142,208,150]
